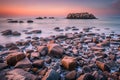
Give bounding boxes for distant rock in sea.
[66,12,97,19]
[36,17,43,19]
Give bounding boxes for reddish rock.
[37,46,48,56]
[42,69,60,80]
[91,46,105,52]
[96,61,110,72]
[6,52,26,66]
[39,68,48,76]
[77,73,95,80]
[61,56,77,70]
[65,70,77,80]
[15,58,32,68]
[33,60,44,68]
[31,52,40,59]
[6,69,36,80]
[47,43,64,58]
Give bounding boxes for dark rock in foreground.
[66,12,97,19]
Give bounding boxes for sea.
[0,16,120,45]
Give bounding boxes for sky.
[0,0,120,17]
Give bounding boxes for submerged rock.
[1,29,12,35]
[12,31,21,36]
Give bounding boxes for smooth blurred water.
[0,16,120,44]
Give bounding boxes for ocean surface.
[0,16,120,44]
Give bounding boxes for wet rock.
[0,56,4,63]
[0,69,10,80]
[27,20,33,23]
[9,46,19,50]
[61,56,77,70]
[65,70,77,80]
[32,36,39,40]
[1,29,12,35]
[72,28,79,31]
[0,45,4,51]
[31,67,39,73]
[39,68,48,76]
[33,60,44,68]
[5,43,17,48]
[6,52,26,66]
[97,40,110,47]
[83,28,90,32]
[37,46,48,56]
[45,57,52,64]
[55,34,67,39]
[42,69,60,80]
[47,43,64,58]
[15,58,32,68]
[82,66,92,73]
[12,31,21,36]
[26,49,34,53]
[91,46,105,52]
[31,52,40,59]
[6,69,36,80]
[96,61,110,72]
[0,63,8,70]
[31,30,42,34]
[77,73,95,80]
[66,33,74,39]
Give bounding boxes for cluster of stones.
[1,29,21,36]
[66,12,96,19]
[0,27,120,80]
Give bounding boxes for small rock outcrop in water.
[36,17,43,19]
[66,12,96,19]
[1,30,21,36]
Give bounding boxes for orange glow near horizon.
[0,1,117,17]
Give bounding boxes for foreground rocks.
[61,56,77,70]
[6,69,36,80]
[6,52,26,66]
[0,27,120,80]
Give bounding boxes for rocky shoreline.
[0,27,120,80]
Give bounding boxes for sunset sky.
[0,0,120,17]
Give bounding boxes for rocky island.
[66,12,97,19]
